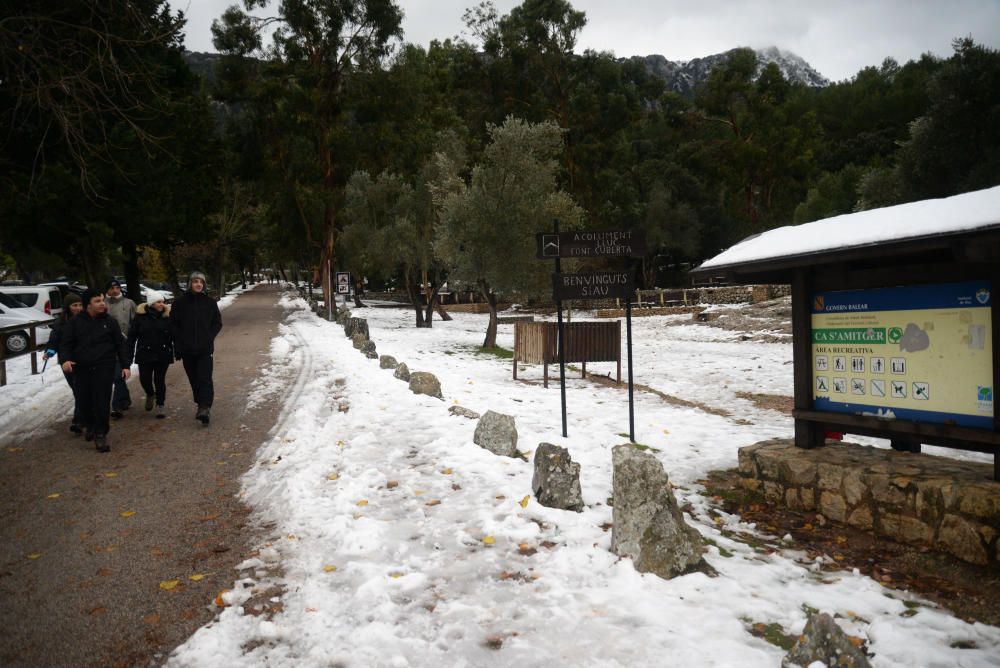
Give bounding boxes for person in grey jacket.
[105,279,135,417]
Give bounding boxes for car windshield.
[0,292,30,308]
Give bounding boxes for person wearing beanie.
[104,279,136,417]
[170,271,222,424]
[44,292,85,432]
[58,289,131,452]
[126,290,174,418]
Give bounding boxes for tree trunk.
[122,243,142,304]
[404,272,425,327]
[161,246,183,296]
[215,244,227,299]
[478,279,498,349]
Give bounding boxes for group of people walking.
[44,272,222,452]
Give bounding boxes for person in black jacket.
[44,292,85,433]
[59,289,131,452]
[170,271,222,424]
[126,291,174,418]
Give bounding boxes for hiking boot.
[196,406,210,425]
[94,434,110,453]
[155,404,166,419]
[145,395,155,411]
[111,409,123,419]
[84,429,94,442]
[69,423,83,434]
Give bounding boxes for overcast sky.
[180,0,1000,82]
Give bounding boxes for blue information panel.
[811,281,993,428]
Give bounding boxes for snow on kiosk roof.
[694,186,1000,282]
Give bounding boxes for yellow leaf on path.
[519,496,530,508]
[323,565,337,573]
[159,580,180,591]
[120,510,136,518]
[27,552,42,560]
[327,473,339,481]
[103,472,118,478]
[189,573,207,581]
[441,468,453,475]
[47,493,61,499]
[356,499,369,507]
[482,536,495,546]
[6,447,24,453]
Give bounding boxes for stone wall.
[739,439,1000,566]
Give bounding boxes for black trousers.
[139,361,170,405]
[181,354,214,407]
[73,361,116,436]
[62,370,83,425]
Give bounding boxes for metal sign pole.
[626,293,635,443]
[555,219,568,438]
[327,258,333,320]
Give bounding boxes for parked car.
[0,292,52,354]
[39,281,88,298]
[2,285,64,317]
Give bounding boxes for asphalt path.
[0,285,290,667]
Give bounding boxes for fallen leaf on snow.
[323,565,337,573]
[327,473,339,481]
[519,495,530,508]
[425,499,441,507]
[441,468,453,475]
[356,499,369,507]
[214,589,231,606]
[482,536,495,546]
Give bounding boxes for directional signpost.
[538,223,645,441]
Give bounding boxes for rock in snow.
[532,443,583,512]
[408,371,442,399]
[611,444,704,579]
[782,612,872,668]
[393,362,410,382]
[473,410,518,457]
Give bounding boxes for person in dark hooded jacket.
[59,289,131,452]
[44,292,85,432]
[170,271,222,424]
[127,290,174,418]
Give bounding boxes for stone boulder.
[360,339,376,355]
[336,309,351,326]
[352,332,367,350]
[408,371,443,399]
[611,444,704,579]
[448,405,481,420]
[379,355,398,369]
[782,613,871,668]
[365,350,378,359]
[344,317,369,340]
[532,443,583,511]
[473,411,518,457]
[394,363,410,382]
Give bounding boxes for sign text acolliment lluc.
[536,230,646,259]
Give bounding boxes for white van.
[0,292,52,354]
[2,285,63,317]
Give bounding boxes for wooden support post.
[29,326,38,375]
[581,361,587,379]
[792,269,823,449]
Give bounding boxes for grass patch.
[747,621,797,651]
[475,346,513,359]
[950,640,978,649]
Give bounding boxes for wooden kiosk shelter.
[693,187,1000,479]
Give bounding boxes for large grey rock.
[473,410,518,457]
[344,317,369,340]
[394,363,410,382]
[611,444,704,579]
[448,405,480,420]
[532,443,583,512]
[408,371,443,399]
[782,613,871,668]
[352,332,367,349]
[379,355,398,369]
[360,339,376,354]
[365,350,378,359]
[336,309,352,326]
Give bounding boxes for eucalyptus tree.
[211,0,404,311]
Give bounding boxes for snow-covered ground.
[0,285,251,441]
[165,293,999,668]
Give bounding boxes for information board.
[811,281,993,428]
[336,272,350,295]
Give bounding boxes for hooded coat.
[127,302,174,365]
[170,288,222,357]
